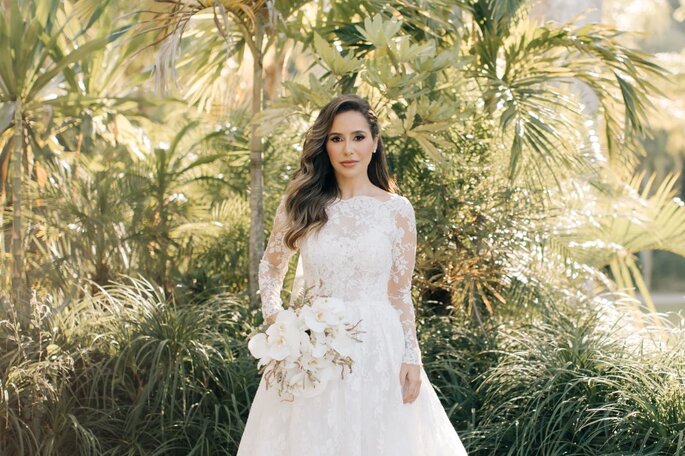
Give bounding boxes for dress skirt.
[236,297,468,456]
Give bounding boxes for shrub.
[468,302,685,455]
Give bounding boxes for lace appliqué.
[387,197,422,365]
[258,196,296,319]
[257,193,423,366]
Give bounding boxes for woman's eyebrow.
[328,130,367,136]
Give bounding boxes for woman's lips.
[341,160,358,167]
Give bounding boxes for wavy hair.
[281,94,397,250]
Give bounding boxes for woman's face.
[325,110,377,178]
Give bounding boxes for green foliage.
[181,196,252,296]
[1,279,684,455]
[418,309,499,431]
[469,301,685,455]
[27,114,252,300]
[0,292,103,455]
[1,1,685,454]
[30,151,134,294]
[0,277,261,455]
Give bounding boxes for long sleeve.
[258,196,297,320]
[388,197,423,366]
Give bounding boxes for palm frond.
[472,17,667,186]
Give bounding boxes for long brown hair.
[281,94,397,249]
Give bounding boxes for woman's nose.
[343,139,354,154]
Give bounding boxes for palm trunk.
[0,139,8,292]
[12,99,27,326]
[248,9,265,309]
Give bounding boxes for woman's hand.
[265,313,277,326]
[399,363,422,404]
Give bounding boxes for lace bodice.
[258,193,422,365]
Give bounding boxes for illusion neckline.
[332,193,399,204]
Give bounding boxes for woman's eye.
[330,137,340,142]
[355,135,365,141]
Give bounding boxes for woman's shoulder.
[369,186,409,203]
[369,191,412,212]
[381,192,414,221]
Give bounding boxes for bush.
[467,303,685,455]
[0,278,262,455]
[2,281,684,455]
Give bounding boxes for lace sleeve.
[258,196,297,320]
[388,196,423,366]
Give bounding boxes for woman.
[237,94,467,455]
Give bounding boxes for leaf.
[0,102,14,134]
[312,32,361,76]
[28,35,110,100]
[393,37,435,64]
[404,101,417,131]
[407,130,444,164]
[36,0,60,28]
[411,122,453,133]
[355,13,401,49]
[509,124,523,183]
[416,47,465,73]
[254,106,297,137]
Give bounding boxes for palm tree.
[257,3,683,326]
[123,121,226,294]
[130,0,313,308]
[0,0,111,324]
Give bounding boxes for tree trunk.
[11,99,27,326]
[248,9,265,309]
[0,133,9,293]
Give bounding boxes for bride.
[237,94,467,455]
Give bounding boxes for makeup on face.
[326,111,376,173]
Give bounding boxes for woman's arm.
[258,196,297,324]
[387,196,423,366]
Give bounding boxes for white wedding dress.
[236,192,467,456]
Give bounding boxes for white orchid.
[329,325,356,357]
[263,309,302,361]
[287,370,328,398]
[247,333,272,367]
[300,296,345,332]
[310,332,329,358]
[247,291,364,399]
[300,350,335,375]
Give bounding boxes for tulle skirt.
[236,297,468,456]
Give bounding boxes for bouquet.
[247,284,364,401]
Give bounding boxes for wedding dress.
[236,192,467,456]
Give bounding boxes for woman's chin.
[335,165,367,176]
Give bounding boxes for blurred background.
[534,0,685,321]
[0,0,684,454]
